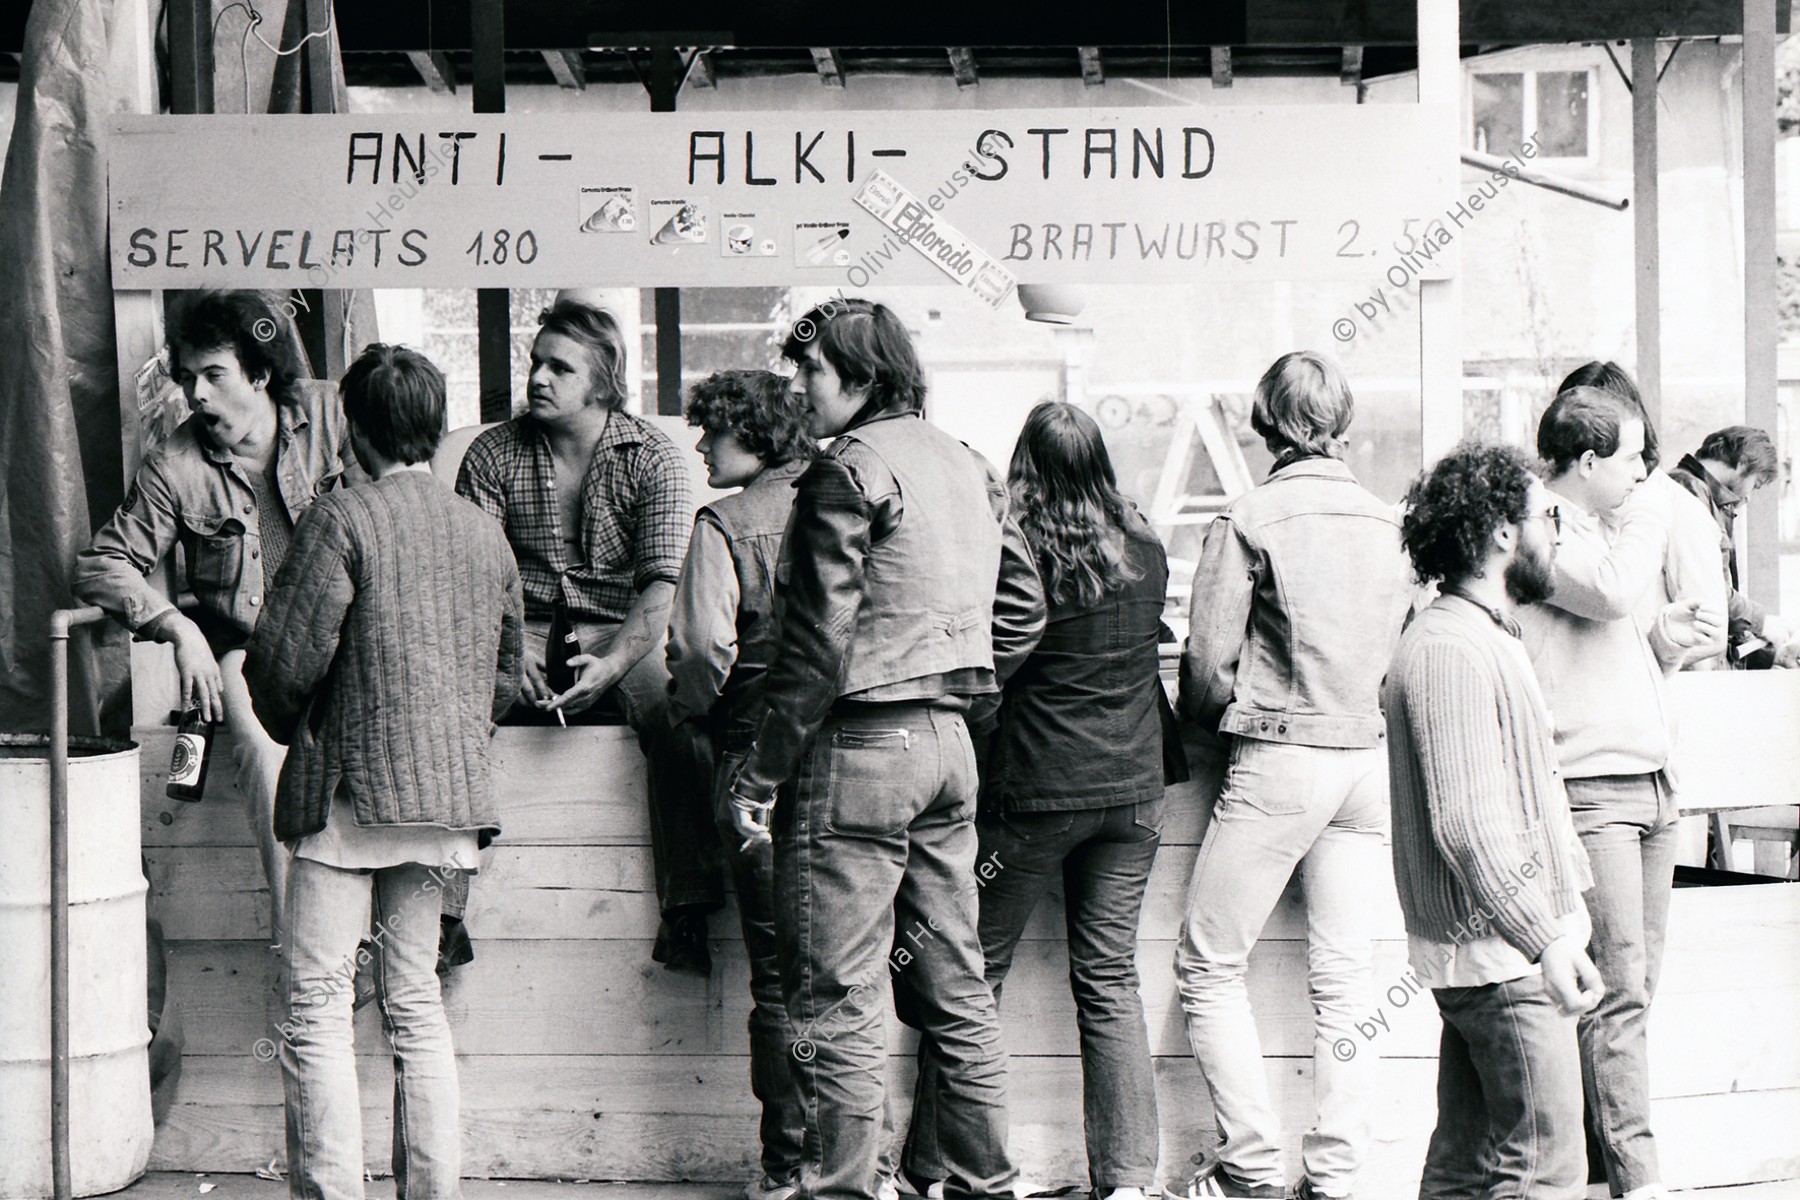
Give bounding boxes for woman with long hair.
[904,400,1174,1200]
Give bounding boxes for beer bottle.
[545,599,581,696]
[167,707,214,802]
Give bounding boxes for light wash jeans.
[279,856,462,1200]
[1565,773,1680,1196]
[1422,975,1586,1200]
[1173,738,1388,1196]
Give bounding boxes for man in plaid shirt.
[457,299,723,974]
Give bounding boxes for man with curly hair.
[1386,441,1603,1199]
[667,369,816,1200]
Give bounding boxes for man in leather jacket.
[726,298,1043,1200]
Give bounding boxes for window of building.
[640,287,792,411]
[1471,69,1593,160]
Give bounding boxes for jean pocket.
[824,728,916,838]
[1131,795,1167,838]
[1221,739,1310,817]
[997,809,1077,841]
[189,529,245,593]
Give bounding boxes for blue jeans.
[1421,976,1586,1200]
[775,705,1016,1200]
[907,799,1163,1191]
[1565,774,1679,1196]
[1173,738,1388,1195]
[279,857,461,1200]
[715,747,806,1183]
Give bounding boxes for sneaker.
[652,909,712,976]
[895,1168,946,1200]
[746,1175,798,1200]
[1284,1181,1349,1200]
[1183,1153,1282,1200]
[878,1178,900,1200]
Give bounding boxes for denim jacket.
[1181,456,1411,748]
[73,379,352,652]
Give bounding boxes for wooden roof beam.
[405,50,455,93]
[809,47,844,87]
[1078,45,1104,85]
[947,46,978,87]
[541,49,586,89]
[1210,45,1231,87]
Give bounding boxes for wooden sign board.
[108,107,1456,293]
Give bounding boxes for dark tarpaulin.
[0,0,131,737]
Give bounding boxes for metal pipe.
[47,605,107,1200]
[1459,149,1630,211]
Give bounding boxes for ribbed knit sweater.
[1384,595,1593,960]
[245,471,525,847]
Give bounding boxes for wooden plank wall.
[134,719,1800,1190]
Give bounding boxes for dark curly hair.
[1401,441,1538,587]
[168,290,306,403]
[684,370,815,467]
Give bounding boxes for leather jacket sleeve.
[968,457,1046,736]
[733,450,878,803]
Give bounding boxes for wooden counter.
[134,709,1800,1191]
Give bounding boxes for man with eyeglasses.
[1667,426,1796,668]
[1517,387,1723,1200]
[1388,441,1605,1199]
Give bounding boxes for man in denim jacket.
[74,290,354,944]
[1176,351,1413,1200]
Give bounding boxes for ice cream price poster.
[109,106,1455,289]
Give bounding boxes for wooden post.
[165,0,212,115]
[1417,0,1462,462]
[1633,37,1662,430]
[651,46,683,416]
[302,0,351,380]
[1744,0,1779,610]
[474,0,511,423]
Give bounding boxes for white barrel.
[0,735,152,1198]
